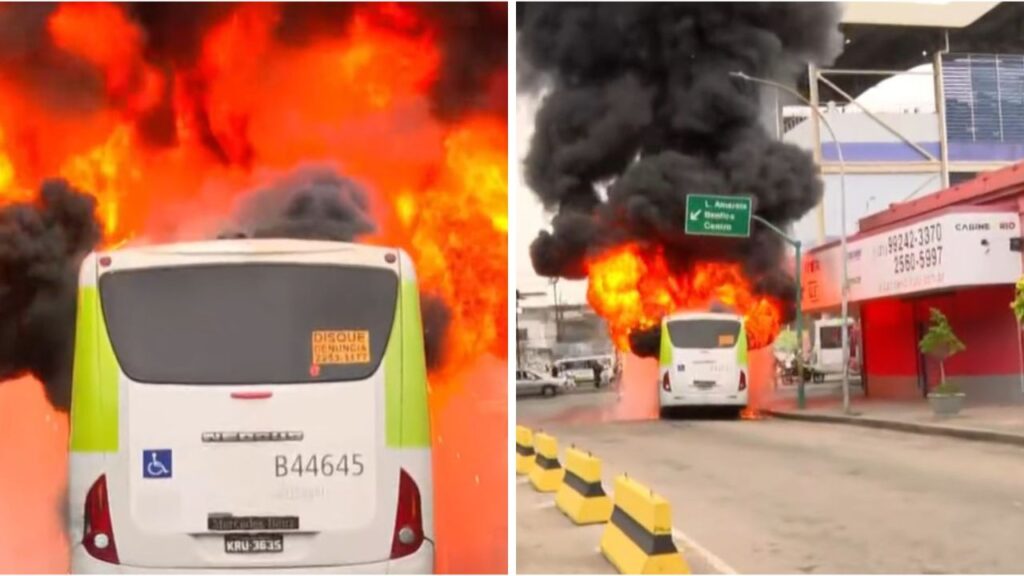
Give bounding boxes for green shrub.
[918,308,965,394]
[1011,277,1024,324]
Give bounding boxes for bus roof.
[663,311,743,323]
[101,238,393,258]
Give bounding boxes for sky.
[516,62,938,307]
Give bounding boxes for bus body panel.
[69,542,434,574]
[658,312,749,409]
[69,240,433,572]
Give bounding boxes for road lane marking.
[672,527,738,575]
[534,500,556,510]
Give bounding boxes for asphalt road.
[517,391,1024,574]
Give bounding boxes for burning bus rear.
[658,311,749,419]
[67,239,434,573]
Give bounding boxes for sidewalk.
[765,396,1024,448]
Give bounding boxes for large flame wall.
[0,3,506,572]
[587,243,783,353]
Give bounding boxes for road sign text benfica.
[684,194,752,238]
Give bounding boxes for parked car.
[516,369,572,398]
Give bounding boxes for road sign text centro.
[684,194,753,238]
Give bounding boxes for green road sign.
[684,194,752,238]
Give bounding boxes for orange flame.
[586,243,783,351]
[0,4,506,572]
[1,2,506,368]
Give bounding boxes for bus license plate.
[224,534,283,554]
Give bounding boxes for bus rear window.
[99,264,398,384]
[666,319,741,349]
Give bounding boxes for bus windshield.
[666,319,741,349]
[100,263,398,384]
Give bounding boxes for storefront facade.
[801,164,1024,403]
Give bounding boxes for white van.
[553,355,613,387]
[809,318,859,381]
[658,312,748,417]
[67,239,434,573]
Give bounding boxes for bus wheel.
[659,407,674,420]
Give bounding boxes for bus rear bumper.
[71,542,434,574]
[659,392,747,408]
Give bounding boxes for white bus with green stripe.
[658,311,749,418]
[68,239,434,573]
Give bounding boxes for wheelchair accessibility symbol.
[143,450,172,479]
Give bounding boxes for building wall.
[862,284,1023,403]
[792,172,945,246]
[784,111,948,247]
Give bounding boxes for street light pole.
[730,70,852,413]
[550,277,561,344]
[751,215,805,409]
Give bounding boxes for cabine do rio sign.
[801,210,1023,312]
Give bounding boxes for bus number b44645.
[275,453,365,478]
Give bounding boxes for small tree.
[918,308,966,394]
[1011,277,1024,324]
[1010,278,1024,395]
[773,328,798,354]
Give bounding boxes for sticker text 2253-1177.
[275,453,365,478]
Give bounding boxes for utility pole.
[550,277,562,343]
[732,70,851,413]
[752,215,805,409]
[517,289,546,369]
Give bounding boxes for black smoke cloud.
[232,168,377,242]
[0,2,507,156]
[519,3,842,355]
[227,167,451,371]
[0,180,101,410]
[0,169,450,411]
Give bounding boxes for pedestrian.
[593,361,604,389]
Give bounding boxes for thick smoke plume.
[233,168,377,242]
[0,180,101,410]
[519,3,843,355]
[231,167,451,369]
[0,168,452,411]
[0,2,506,158]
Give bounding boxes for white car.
[515,369,572,398]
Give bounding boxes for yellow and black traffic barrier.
[516,425,535,475]
[528,432,564,492]
[555,446,613,524]
[600,475,689,574]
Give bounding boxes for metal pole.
[794,241,804,409]
[732,71,850,413]
[933,46,950,189]
[552,278,561,344]
[808,63,826,245]
[833,110,851,414]
[750,214,805,409]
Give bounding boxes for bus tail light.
[390,469,425,559]
[662,372,671,392]
[83,475,120,564]
[739,370,747,391]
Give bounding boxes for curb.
[765,409,1024,449]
